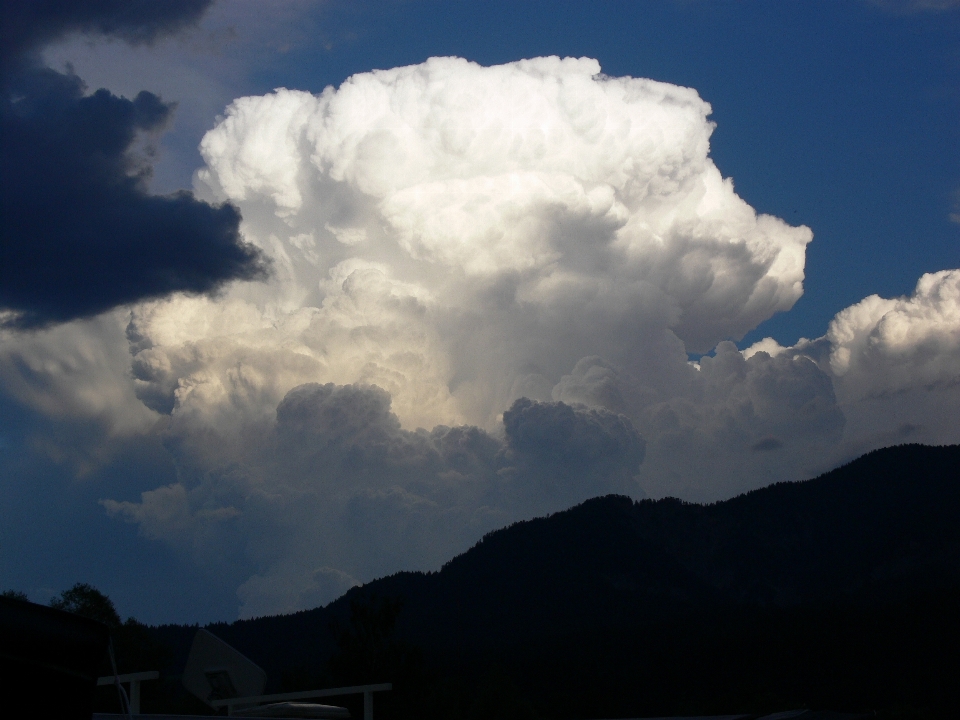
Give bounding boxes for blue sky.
[3,0,960,623]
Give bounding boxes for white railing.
[211,681,392,718]
[97,670,159,714]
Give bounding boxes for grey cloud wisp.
[0,0,267,328]
[0,0,212,72]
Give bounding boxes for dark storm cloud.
[500,397,646,509]
[273,385,646,490]
[503,397,646,471]
[276,383,404,452]
[0,0,267,329]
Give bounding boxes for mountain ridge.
[148,443,960,718]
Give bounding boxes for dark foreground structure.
[0,595,110,719]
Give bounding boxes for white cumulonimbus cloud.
[2,57,959,618]
[131,55,812,431]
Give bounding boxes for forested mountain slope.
[151,444,960,718]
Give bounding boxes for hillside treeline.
[24,444,960,719]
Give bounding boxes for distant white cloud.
[825,270,960,396]
[949,188,960,225]
[740,269,960,457]
[818,270,960,453]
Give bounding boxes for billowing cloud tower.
[130,56,812,431]
[3,57,959,618]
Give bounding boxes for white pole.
[129,679,141,714]
[364,690,372,720]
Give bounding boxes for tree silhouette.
[328,594,432,720]
[47,583,174,712]
[50,583,121,628]
[329,595,405,684]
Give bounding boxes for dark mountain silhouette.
[147,443,960,719]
